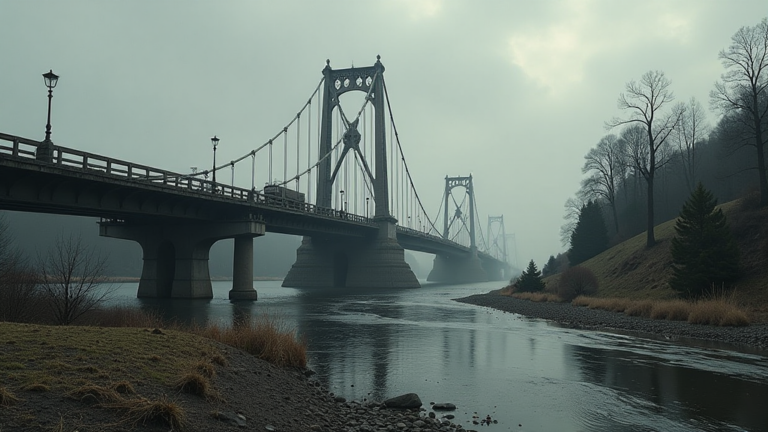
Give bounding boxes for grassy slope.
[0,323,224,394]
[544,199,768,320]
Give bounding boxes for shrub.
[557,267,599,302]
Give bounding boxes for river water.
[107,280,768,432]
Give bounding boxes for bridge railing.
[0,132,371,225]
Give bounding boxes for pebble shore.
[454,293,768,350]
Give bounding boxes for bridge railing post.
[12,139,19,157]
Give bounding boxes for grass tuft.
[109,395,186,430]
[111,380,135,395]
[191,360,215,378]
[66,384,124,404]
[688,300,750,326]
[21,383,50,392]
[0,385,20,406]
[210,354,227,367]
[174,372,211,398]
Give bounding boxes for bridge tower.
[483,215,512,281]
[427,175,488,283]
[283,56,419,289]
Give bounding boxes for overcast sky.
[1,1,766,269]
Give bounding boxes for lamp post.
[37,70,59,162]
[340,190,345,213]
[366,197,369,218]
[211,136,219,192]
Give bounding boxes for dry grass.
[79,306,164,328]
[572,295,751,326]
[107,395,186,430]
[512,292,562,302]
[191,360,216,378]
[111,380,135,395]
[66,384,125,404]
[572,296,632,312]
[689,300,750,327]
[21,383,50,392]
[194,316,307,368]
[174,372,213,398]
[0,385,20,406]
[649,300,690,321]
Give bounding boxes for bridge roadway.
[0,133,508,295]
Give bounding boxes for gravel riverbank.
[455,293,768,351]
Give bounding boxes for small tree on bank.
[37,235,111,325]
[514,260,545,293]
[670,183,740,298]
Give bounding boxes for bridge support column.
[481,259,506,281]
[230,236,258,300]
[100,220,264,299]
[427,251,488,284]
[283,219,419,289]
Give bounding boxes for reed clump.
[193,316,307,368]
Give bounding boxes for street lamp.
[37,69,59,162]
[366,197,369,218]
[211,136,219,192]
[340,190,345,212]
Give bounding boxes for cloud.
[394,0,443,20]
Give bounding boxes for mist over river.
[105,280,768,432]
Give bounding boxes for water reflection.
[107,281,768,432]
[567,339,768,431]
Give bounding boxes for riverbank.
[0,323,464,432]
[455,293,768,350]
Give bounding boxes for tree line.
[513,18,768,299]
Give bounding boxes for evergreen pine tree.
[541,255,558,277]
[670,183,740,298]
[515,259,545,292]
[569,200,609,266]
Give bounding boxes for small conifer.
[670,183,740,298]
[515,260,545,292]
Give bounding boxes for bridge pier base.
[481,259,507,281]
[283,219,420,289]
[100,220,264,299]
[230,236,258,300]
[427,252,488,284]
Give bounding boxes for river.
[106,280,768,432]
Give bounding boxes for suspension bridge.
[0,56,512,299]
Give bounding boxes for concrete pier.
[283,219,420,289]
[427,251,488,284]
[100,220,264,299]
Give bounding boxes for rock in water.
[432,403,456,411]
[383,393,422,409]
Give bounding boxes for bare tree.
[0,215,41,322]
[581,134,625,234]
[560,197,586,247]
[607,70,684,247]
[37,235,111,325]
[674,98,709,192]
[710,18,768,206]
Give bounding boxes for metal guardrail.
[0,132,373,224]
